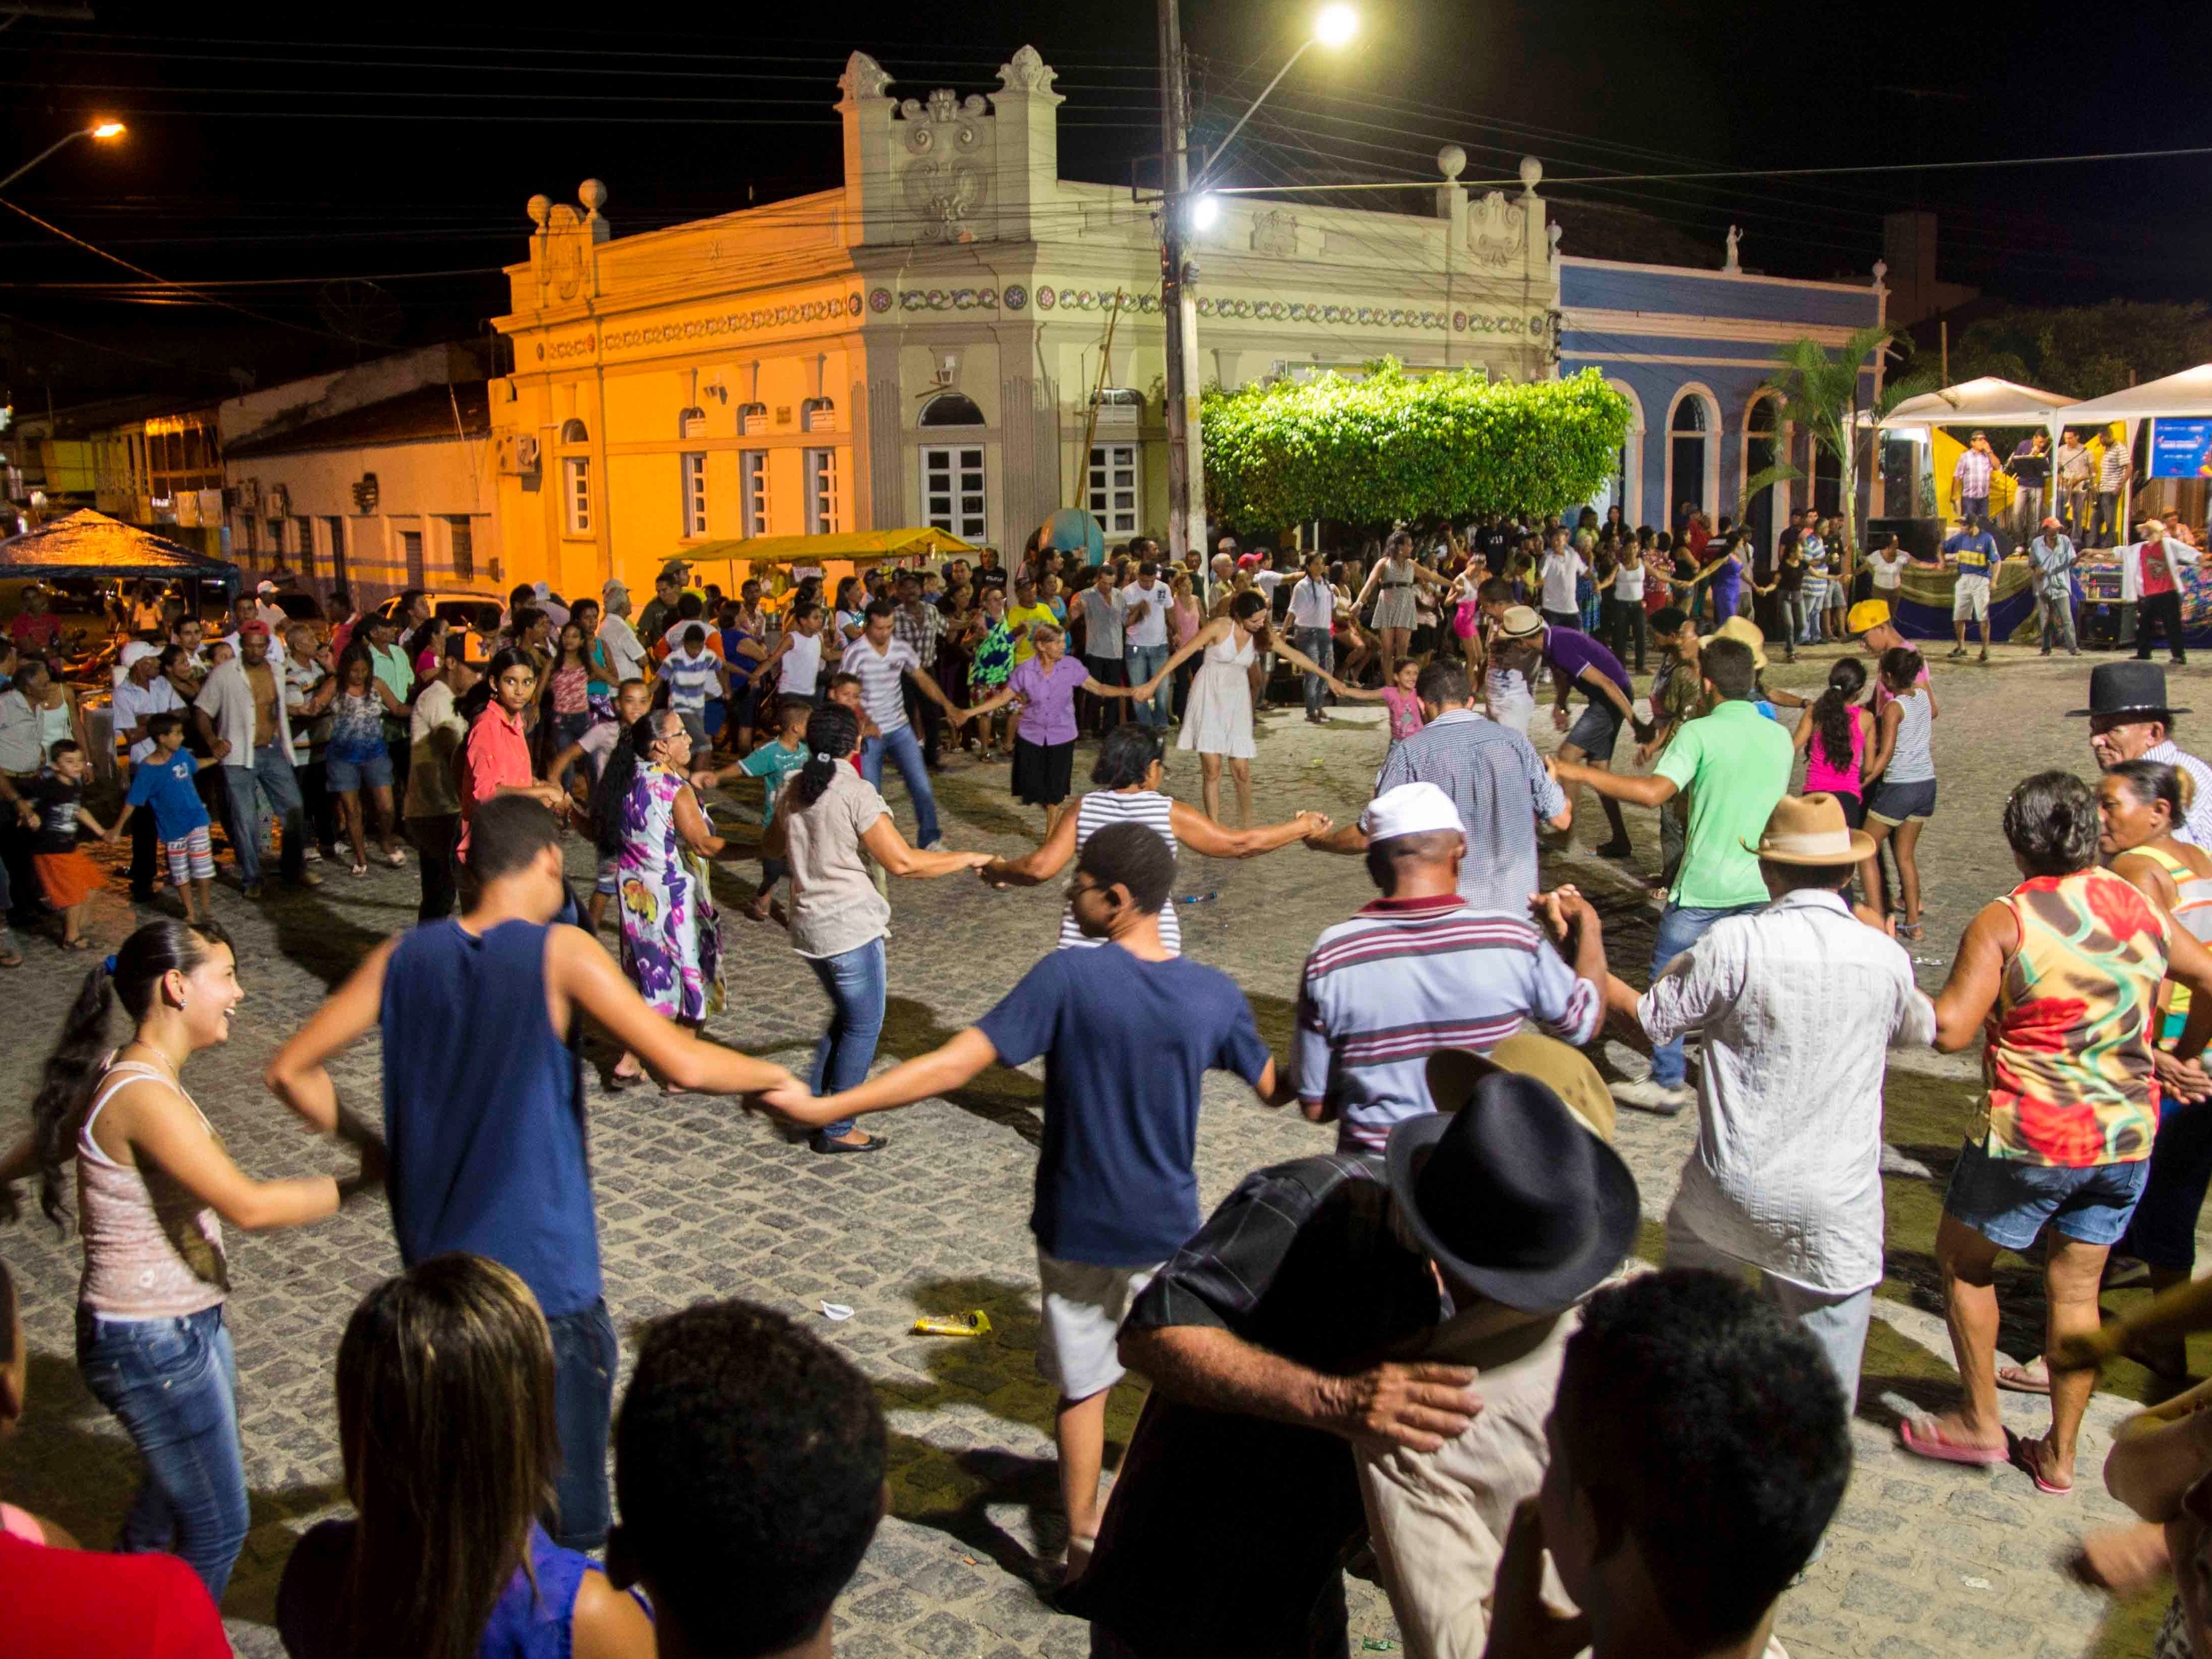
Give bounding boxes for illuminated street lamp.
[1157,7,1360,563]
[0,118,126,194]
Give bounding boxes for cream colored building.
[489,44,1560,595]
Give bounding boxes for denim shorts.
[1943,1137,2150,1251]
[1565,697,1624,760]
[325,749,393,794]
[1867,776,1936,825]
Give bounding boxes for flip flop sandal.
[384,849,406,867]
[1996,1358,2051,1395]
[351,861,371,877]
[2010,1433,2074,1496]
[1898,1417,2009,1467]
[0,947,20,969]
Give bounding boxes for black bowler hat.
[1385,1062,1641,1314]
[2067,661,2191,719]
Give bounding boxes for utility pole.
[1157,0,1204,566]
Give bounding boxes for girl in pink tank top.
[1796,659,1870,819]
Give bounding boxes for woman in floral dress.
[594,707,723,1085]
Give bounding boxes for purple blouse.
[1009,653,1092,746]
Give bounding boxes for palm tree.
[1745,326,1939,565]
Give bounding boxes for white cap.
[119,641,159,670]
[533,580,552,599]
[255,580,276,596]
[1359,780,1465,842]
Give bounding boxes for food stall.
[1874,377,2073,643]
[676,526,979,615]
[0,509,243,784]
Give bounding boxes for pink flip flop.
[1898,1417,2009,1467]
[2011,1433,2075,1496]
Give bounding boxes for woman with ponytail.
[0,919,380,1600]
[763,704,994,1153]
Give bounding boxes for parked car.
[372,589,504,663]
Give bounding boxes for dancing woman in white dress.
[1136,592,1340,825]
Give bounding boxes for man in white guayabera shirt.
[1534,792,1934,1419]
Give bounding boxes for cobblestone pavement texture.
[0,642,2190,1657]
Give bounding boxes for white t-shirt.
[113,676,185,763]
[1868,548,1909,590]
[596,614,647,683]
[1253,568,1285,600]
[778,629,823,696]
[1287,576,1337,629]
[1120,581,1172,649]
[1539,551,1587,612]
[1611,559,1645,604]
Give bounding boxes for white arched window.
[1604,379,1646,527]
[736,401,768,436]
[1743,395,1784,556]
[559,417,589,445]
[919,392,986,428]
[678,406,707,440]
[801,396,837,433]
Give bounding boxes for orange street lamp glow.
[90,121,126,139]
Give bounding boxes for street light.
[1157,4,1359,565]
[0,118,126,195]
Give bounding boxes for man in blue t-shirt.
[1941,515,2004,662]
[1505,605,1643,861]
[769,820,1291,1567]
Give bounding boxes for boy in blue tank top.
[266,794,800,1549]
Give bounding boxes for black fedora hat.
[2068,660,2190,719]
[1385,1063,1640,1314]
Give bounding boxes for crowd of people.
[7,512,2212,1658]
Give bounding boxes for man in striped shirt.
[842,599,968,851]
[1295,781,1603,1153]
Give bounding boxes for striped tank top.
[1057,789,1181,955]
[2132,843,2212,1039]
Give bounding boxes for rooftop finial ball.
[526,194,551,227]
[1437,144,1467,181]
[1518,155,1543,190]
[579,179,609,213]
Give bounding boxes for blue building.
[1557,256,1886,555]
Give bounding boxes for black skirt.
[1012,735,1076,806]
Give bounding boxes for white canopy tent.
[2055,364,2212,539]
[1876,375,2073,432]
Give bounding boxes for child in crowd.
[110,713,219,923]
[548,679,654,937]
[1475,577,1537,732]
[732,702,811,924]
[1861,646,1936,940]
[1330,657,1425,761]
[658,624,726,753]
[27,740,112,950]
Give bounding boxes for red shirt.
[0,1531,231,1658]
[9,613,60,653]
[458,703,534,853]
[2142,540,2179,597]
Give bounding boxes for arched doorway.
[1668,390,1714,526]
[1745,395,1781,556]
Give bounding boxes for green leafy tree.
[1948,301,2212,399]
[1754,326,1936,556]
[1199,359,1632,531]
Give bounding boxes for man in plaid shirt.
[1952,429,1996,523]
[891,568,948,768]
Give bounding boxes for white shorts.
[1952,575,1991,622]
[1036,1250,1160,1401]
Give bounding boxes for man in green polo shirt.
[1547,636,1792,1114]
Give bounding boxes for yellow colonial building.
[488,43,1560,595]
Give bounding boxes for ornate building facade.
[488,45,1561,595]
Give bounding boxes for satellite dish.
[316,279,404,346]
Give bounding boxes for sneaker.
[1602,1039,1652,1083]
[302,844,324,863]
[922,838,946,853]
[240,881,264,899]
[1594,838,1636,860]
[1611,1078,1694,1115]
[1946,646,1967,660]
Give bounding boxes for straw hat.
[1743,793,1875,865]
[1711,614,1767,671]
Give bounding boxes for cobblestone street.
[0,641,2197,1657]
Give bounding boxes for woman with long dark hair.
[763,705,994,1153]
[457,648,567,859]
[274,1254,653,1659]
[305,642,407,875]
[1134,591,1342,825]
[538,621,594,769]
[0,920,378,1600]
[596,707,724,1087]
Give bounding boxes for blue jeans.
[807,935,887,1143]
[1649,901,1763,1086]
[1294,627,1333,718]
[76,1304,249,1603]
[546,1298,617,1550]
[861,722,940,849]
[1125,643,1171,728]
[219,742,306,886]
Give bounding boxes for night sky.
[2,0,2206,404]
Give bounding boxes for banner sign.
[2150,419,2212,478]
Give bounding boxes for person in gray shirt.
[1309,658,1570,912]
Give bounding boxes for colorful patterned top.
[969,618,1014,690]
[615,764,723,1023]
[1975,867,2168,1166]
